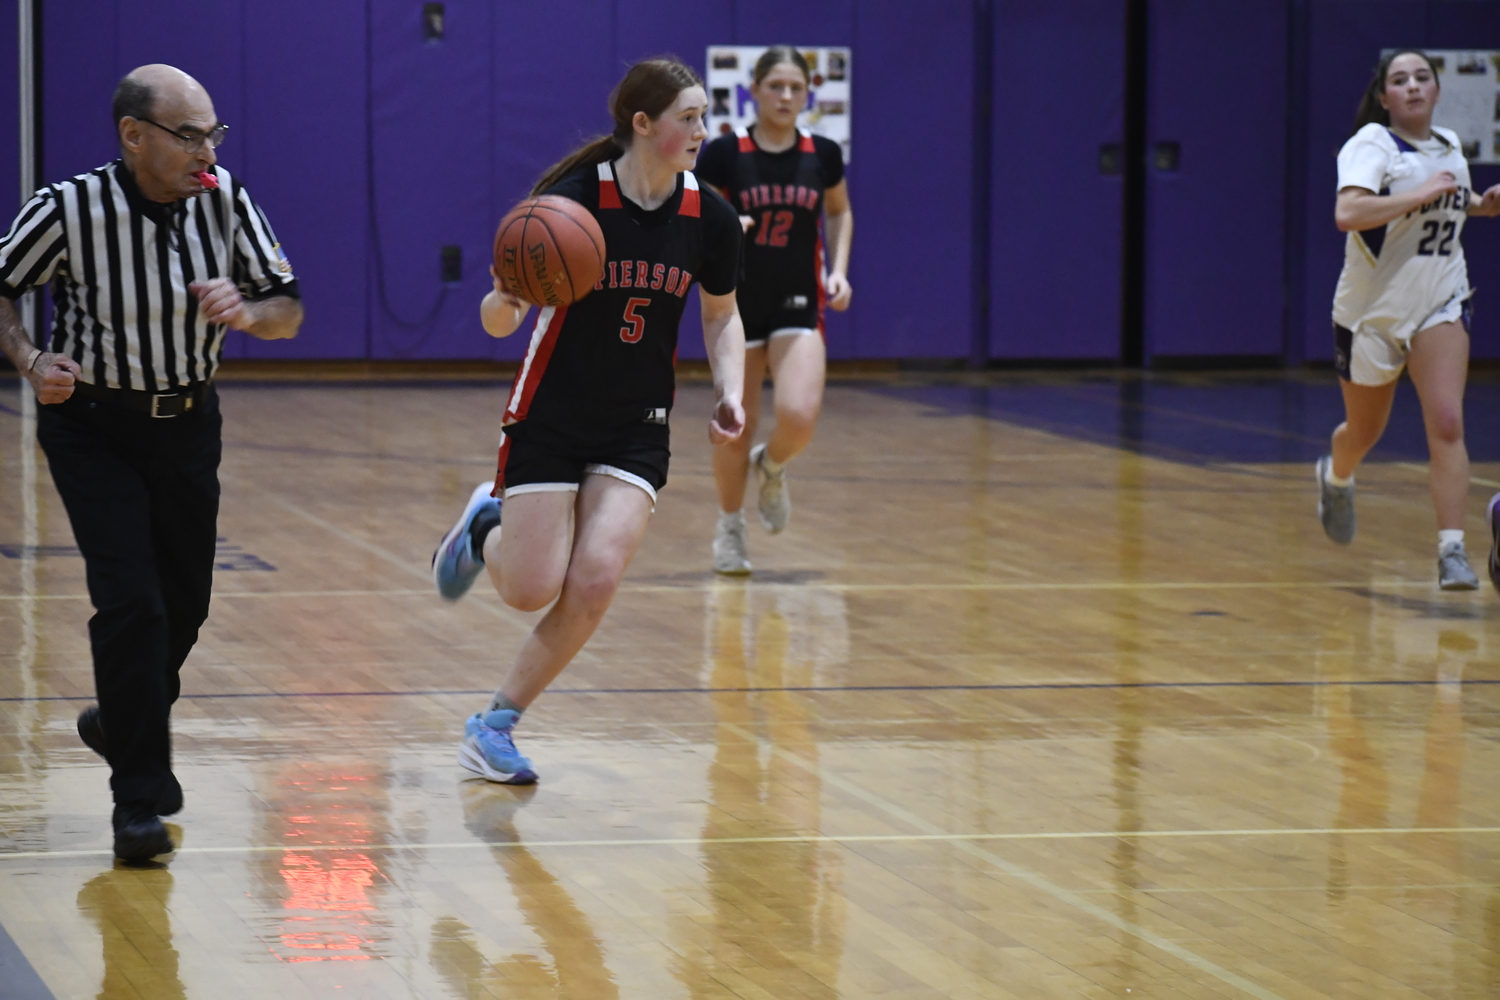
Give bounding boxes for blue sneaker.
[432,482,500,601]
[458,710,537,784]
[1487,493,1500,595]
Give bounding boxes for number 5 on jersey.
[620,297,650,343]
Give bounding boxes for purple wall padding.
[849,1,974,358]
[1144,0,1288,360]
[27,1,976,361]
[990,1,1125,361]
[1301,0,1500,363]
[0,9,18,225]
[234,0,369,361]
[365,1,502,360]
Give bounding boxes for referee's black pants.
[36,387,221,813]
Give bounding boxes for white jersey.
[1331,123,1471,342]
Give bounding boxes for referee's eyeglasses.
[138,118,229,153]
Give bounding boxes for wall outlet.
[423,3,444,43]
[440,245,462,285]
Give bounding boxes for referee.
[0,65,302,860]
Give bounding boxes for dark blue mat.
[0,918,55,1000]
[869,373,1500,466]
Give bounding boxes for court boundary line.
[2,825,1495,862]
[0,578,1461,600]
[4,676,1498,703]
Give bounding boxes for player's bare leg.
[1330,378,1397,480]
[747,331,825,533]
[1317,377,1395,545]
[482,491,574,611]
[459,477,654,783]
[762,331,826,467]
[712,346,768,573]
[491,475,655,706]
[1406,321,1471,530]
[1407,320,1478,588]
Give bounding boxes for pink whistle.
[195,170,219,191]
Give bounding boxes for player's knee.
[562,564,623,616]
[777,400,821,441]
[499,575,562,613]
[1427,408,1464,446]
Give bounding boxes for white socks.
[718,510,746,529]
[1438,529,1464,554]
[759,451,786,476]
[1323,466,1353,488]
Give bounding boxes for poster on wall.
[1387,49,1500,163]
[705,46,851,163]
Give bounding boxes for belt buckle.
[150,393,176,418]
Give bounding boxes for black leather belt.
[71,379,211,418]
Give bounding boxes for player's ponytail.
[531,57,704,196]
[1352,48,1440,137]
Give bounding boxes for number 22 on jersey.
[1416,220,1456,257]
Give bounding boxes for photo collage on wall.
[706,46,851,163]
[1394,49,1500,163]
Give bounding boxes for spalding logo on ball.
[494,196,606,307]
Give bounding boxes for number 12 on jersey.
[620,297,650,343]
[754,210,793,248]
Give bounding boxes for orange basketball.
[493,196,606,308]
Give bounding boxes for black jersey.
[695,127,844,329]
[504,160,740,435]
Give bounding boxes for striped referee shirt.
[0,159,298,391]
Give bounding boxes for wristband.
[24,347,41,372]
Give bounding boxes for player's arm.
[1334,172,1457,232]
[700,288,746,445]
[823,180,853,311]
[1468,183,1500,217]
[481,267,532,338]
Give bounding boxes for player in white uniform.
[1316,49,1500,589]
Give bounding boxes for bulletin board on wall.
[1392,49,1500,163]
[705,46,851,163]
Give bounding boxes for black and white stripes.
[0,160,297,391]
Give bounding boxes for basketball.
[493,196,606,308]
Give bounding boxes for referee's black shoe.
[78,706,184,816]
[77,705,107,757]
[112,805,174,863]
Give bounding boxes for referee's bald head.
[113,64,221,202]
[112,65,210,134]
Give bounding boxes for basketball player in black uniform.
[695,46,853,574]
[431,58,745,782]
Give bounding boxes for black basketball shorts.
[493,418,670,504]
[741,294,823,348]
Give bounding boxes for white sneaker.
[713,512,752,575]
[1438,542,1479,591]
[750,444,791,534]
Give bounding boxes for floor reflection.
[669,581,848,997]
[252,760,392,965]
[1110,449,1146,989]
[78,865,186,1000]
[428,782,618,1000]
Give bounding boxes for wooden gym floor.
[2,370,1500,1000]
